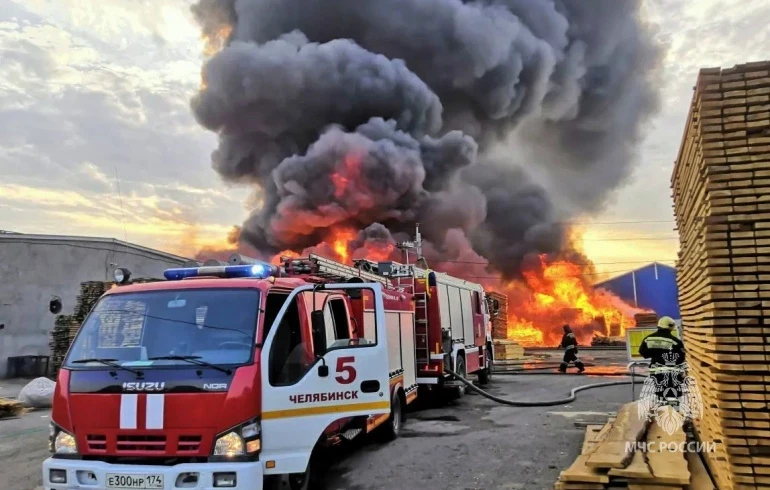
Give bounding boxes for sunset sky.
[1,0,768,279]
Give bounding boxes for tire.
[380,391,404,441]
[478,348,492,385]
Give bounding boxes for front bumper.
[42,457,263,490]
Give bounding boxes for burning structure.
[189,0,662,346]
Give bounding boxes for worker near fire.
[639,316,686,402]
[558,325,585,373]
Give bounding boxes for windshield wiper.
[71,358,143,377]
[149,355,232,375]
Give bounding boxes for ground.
[0,349,637,490]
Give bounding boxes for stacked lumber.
[0,398,24,419]
[554,402,715,490]
[671,60,770,490]
[635,313,659,327]
[487,291,509,339]
[49,314,76,373]
[493,339,525,361]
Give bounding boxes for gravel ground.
[0,350,638,490]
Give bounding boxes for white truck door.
[260,283,390,475]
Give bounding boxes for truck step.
[341,428,363,441]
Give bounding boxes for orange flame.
[202,24,233,57]
[502,255,647,346]
[330,153,363,198]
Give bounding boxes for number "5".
[335,356,356,385]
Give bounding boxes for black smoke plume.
[191,0,661,278]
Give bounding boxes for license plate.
[106,473,164,489]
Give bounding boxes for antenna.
[397,223,423,265]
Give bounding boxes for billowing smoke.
[191,0,661,278]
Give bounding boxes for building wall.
[596,263,681,320]
[0,237,187,378]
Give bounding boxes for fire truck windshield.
[64,288,260,369]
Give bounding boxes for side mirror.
[492,299,500,316]
[310,310,327,357]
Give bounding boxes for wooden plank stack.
[0,398,24,419]
[671,60,770,490]
[635,313,659,327]
[487,291,509,339]
[554,402,715,489]
[493,339,525,361]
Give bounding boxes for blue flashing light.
[163,262,277,281]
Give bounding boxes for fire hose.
[444,367,645,407]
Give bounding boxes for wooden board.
[645,423,691,486]
[586,402,649,469]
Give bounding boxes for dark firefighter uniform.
[639,316,686,403]
[559,325,585,373]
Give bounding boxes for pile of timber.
[592,335,627,347]
[493,339,526,361]
[554,401,715,490]
[671,61,770,490]
[634,313,659,327]
[0,398,24,419]
[487,291,509,339]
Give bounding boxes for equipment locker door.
[260,283,390,475]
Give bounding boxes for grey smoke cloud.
[190,0,661,277]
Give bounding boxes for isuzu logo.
[203,383,228,391]
[122,382,166,392]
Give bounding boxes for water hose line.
[444,367,645,407]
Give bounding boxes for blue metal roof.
[594,262,680,319]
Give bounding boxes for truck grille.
[117,434,167,453]
[86,434,107,452]
[177,435,202,453]
[85,433,204,455]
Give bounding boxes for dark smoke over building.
[190,0,661,278]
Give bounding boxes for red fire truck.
[369,260,494,395]
[42,253,490,489]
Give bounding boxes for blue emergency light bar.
[163,262,278,281]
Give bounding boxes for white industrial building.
[0,233,188,378]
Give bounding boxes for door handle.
[360,380,380,393]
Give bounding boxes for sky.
[1,0,769,278]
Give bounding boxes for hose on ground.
[444,367,645,407]
[493,371,639,377]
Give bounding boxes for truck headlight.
[212,419,261,457]
[213,432,244,457]
[50,424,77,454]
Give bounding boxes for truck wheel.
[380,391,404,441]
[478,349,492,385]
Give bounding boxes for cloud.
[0,0,249,249]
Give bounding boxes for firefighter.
[558,324,585,373]
[639,316,686,403]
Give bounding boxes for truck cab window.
[329,299,350,340]
[262,292,289,342]
[268,296,311,386]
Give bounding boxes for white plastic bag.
[17,377,56,408]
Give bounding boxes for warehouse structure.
[594,262,681,320]
[0,233,188,378]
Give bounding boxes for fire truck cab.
[43,257,416,490]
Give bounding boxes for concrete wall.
[0,236,187,378]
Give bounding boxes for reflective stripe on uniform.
[643,338,678,349]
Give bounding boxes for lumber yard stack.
[671,60,770,490]
[554,402,716,489]
[487,291,509,339]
